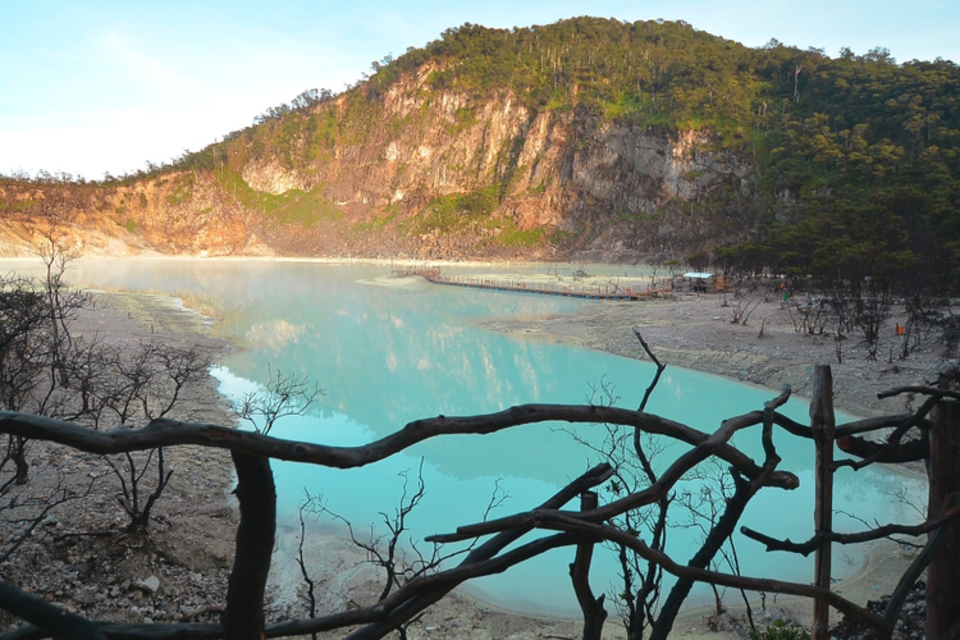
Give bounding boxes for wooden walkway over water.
[391,266,673,301]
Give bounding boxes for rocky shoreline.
[478,282,938,420]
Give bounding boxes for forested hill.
[2,17,959,288]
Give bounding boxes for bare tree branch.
[740,502,960,554]
[0,581,107,640]
[884,519,948,629]
[344,464,615,640]
[650,387,789,640]
[878,386,960,401]
[518,512,891,639]
[432,394,795,545]
[0,354,943,640]
[0,408,798,488]
[632,327,665,413]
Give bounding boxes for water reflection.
[4,258,926,616]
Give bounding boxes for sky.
[1,0,958,181]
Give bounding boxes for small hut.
[680,272,716,293]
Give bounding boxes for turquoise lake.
[10,258,924,615]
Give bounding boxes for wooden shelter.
[678,272,727,293]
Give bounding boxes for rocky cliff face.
[222,63,756,261]
[0,65,755,262]
[0,171,270,258]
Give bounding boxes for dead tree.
[0,253,226,540]
[304,460,507,640]
[565,406,668,639]
[93,341,212,531]
[0,275,52,485]
[572,329,672,640]
[673,459,753,627]
[235,366,324,435]
[854,284,892,361]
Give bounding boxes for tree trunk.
[927,401,960,639]
[570,491,606,640]
[811,365,835,639]
[223,451,276,640]
[14,436,28,485]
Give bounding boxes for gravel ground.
[0,292,238,630]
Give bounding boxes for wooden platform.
[391,266,673,301]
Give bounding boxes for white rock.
[134,575,160,593]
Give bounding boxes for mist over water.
[14,258,925,616]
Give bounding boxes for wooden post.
[810,365,835,639]
[927,401,960,639]
[570,491,606,640]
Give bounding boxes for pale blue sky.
[1,0,956,180]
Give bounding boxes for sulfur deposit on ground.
[0,274,937,639]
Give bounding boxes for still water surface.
[11,258,923,615]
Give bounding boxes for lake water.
[6,258,925,615]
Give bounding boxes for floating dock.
[391,266,673,301]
